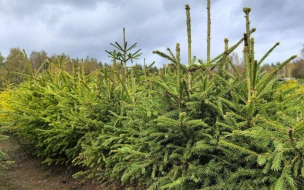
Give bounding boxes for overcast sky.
[0,0,303,66]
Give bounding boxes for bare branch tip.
[243,7,251,14]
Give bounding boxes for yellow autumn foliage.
[278,80,304,115]
[0,90,13,123]
[278,79,304,94]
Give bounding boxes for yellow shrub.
[0,90,13,122]
[278,79,304,94]
[278,80,304,118]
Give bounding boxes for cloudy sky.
[0,0,303,66]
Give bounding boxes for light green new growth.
[105,28,142,76]
[258,42,280,66]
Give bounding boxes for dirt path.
[0,134,103,190]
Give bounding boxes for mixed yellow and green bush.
[0,90,13,122]
[1,4,304,190]
[0,127,8,174]
[0,90,11,173]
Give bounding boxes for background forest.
[0,45,304,89]
[1,3,304,190]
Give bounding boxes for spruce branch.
[152,50,176,64]
[257,42,280,66]
[257,55,297,89]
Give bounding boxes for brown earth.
[0,134,106,190]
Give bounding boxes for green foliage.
[8,61,117,166]
[0,127,8,174]
[105,28,142,75]
[0,53,4,67]
[292,59,304,79]
[0,90,10,174]
[291,45,304,79]
[4,48,32,85]
[30,50,48,73]
[2,3,304,190]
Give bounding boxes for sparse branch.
[258,42,280,66]
[152,50,176,64]
[105,28,141,75]
[207,28,256,66]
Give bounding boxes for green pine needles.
[0,3,303,190]
[0,125,8,174]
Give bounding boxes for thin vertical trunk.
[123,28,127,75]
[207,0,211,62]
[224,38,229,72]
[185,4,192,90]
[243,8,252,102]
[176,43,182,110]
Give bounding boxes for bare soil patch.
[0,134,104,190]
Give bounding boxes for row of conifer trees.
[1,4,304,190]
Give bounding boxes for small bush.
[0,90,11,174]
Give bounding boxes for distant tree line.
[0,48,159,89]
[0,45,304,89]
[0,48,102,88]
[228,45,304,79]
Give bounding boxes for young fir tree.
[103,5,300,190]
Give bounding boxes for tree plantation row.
[1,4,304,189]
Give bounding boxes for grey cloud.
[0,0,303,66]
[0,0,99,15]
[237,1,304,31]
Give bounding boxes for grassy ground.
[0,134,104,190]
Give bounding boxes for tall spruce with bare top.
[207,0,211,62]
